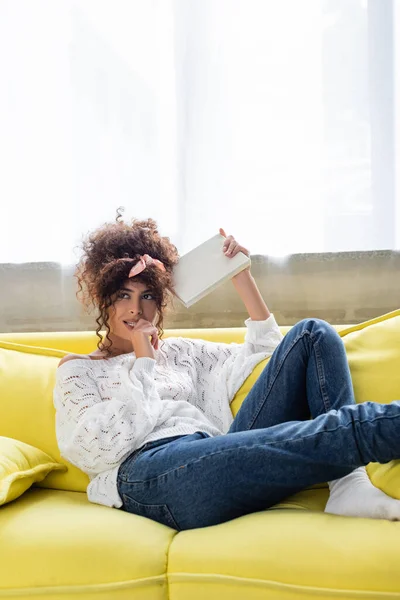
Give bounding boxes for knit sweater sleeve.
[53,357,160,475]
[185,313,284,404]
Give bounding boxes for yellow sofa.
[1,311,400,600]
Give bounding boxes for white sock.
[324,466,400,521]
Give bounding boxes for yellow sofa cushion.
[0,487,173,599]
[0,340,89,493]
[168,493,400,599]
[0,436,65,505]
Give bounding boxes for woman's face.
[107,279,158,342]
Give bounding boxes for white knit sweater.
[53,314,283,508]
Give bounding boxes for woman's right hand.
[129,318,159,351]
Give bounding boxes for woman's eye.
[118,292,154,300]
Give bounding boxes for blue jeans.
[117,318,400,531]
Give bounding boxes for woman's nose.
[130,305,142,314]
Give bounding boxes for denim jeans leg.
[116,318,400,530]
[117,400,400,530]
[229,318,355,433]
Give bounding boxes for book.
[172,233,251,308]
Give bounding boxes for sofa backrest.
[0,322,355,495]
[0,326,296,493]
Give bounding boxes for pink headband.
[128,254,166,278]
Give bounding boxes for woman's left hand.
[219,228,251,272]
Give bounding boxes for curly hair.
[74,207,180,357]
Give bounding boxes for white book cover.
[172,233,251,308]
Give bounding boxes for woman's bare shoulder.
[57,349,111,368]
[57,353,92,368]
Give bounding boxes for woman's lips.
[123,321,137,331]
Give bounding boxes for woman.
[53,209,400,531]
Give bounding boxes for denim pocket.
[122,493,181,531]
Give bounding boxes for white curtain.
[0,0,398,263]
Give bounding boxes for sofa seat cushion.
[0,488,174,600]
[168,487,400,600]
